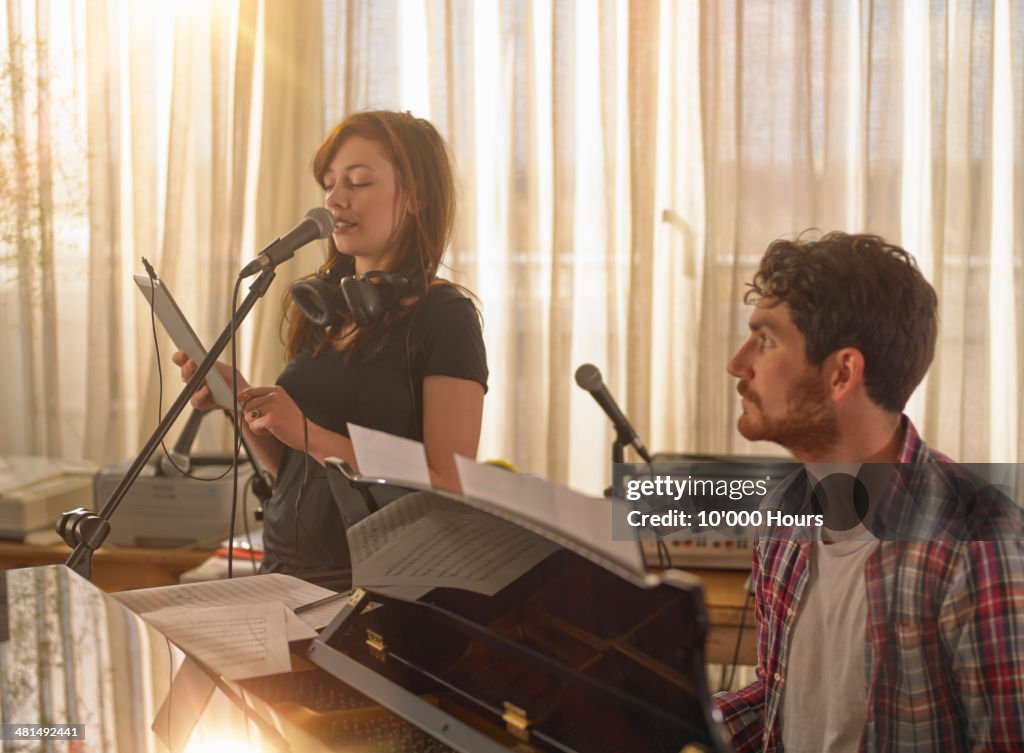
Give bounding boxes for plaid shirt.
[713,418,1024,752]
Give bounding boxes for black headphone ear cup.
[339,275,374,327]
[291,276,347,328]
[339,272,418,327]
[391,274,416,298]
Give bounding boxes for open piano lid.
[305,464,734,753]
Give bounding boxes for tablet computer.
[133,273,236,410]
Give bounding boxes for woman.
[174,111,487,576]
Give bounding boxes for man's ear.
[828,347,865,401]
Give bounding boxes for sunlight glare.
[185,737,261,753]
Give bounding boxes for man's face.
[726,300,839,457]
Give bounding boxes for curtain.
[697,0,1023,466]
[321,0,669,489]
[2,0,1021,496]
[320,0,1022,494]
[0,0,323,465]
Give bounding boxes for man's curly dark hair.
[745,231,938,412]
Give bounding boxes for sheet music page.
[355,508,558,595]
[111,573,338,632]
[141,603,291,680]
[550,483,646,574]
[454,456,554,526]
[348,423,431,487]
[346,491,457,566]
[455,455,646,575]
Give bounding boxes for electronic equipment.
[94,457,257,548]
[291,267,417,328]
[133,273,235,410]
[0,457,96,539]
[619,454,795,570]
[574,363,652,463]
[239,207,334,278]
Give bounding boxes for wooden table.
[0,541,211,592]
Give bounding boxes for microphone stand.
[58,268,278,581]
[605,434,630,499]
[612,437,627,466]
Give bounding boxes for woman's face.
[322,135,405,272]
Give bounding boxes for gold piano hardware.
[348,588,366,607]
[365,629,386,662]
[502,701,529,741]
[680,745,711,753]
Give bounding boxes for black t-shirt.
[260,285,487,576]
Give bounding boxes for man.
[714,232,1024,752]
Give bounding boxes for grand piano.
[0,465,734,753]
[274,462,733,752]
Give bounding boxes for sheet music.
[355,508,558,595]
[111,573,340,631]
[454,457,553,526]
[348,423,432,487]
[346,492,456,566]
[455,455,646,575]
[142,603,291,680]
[550,483,643,572]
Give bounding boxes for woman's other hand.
[239,386,308,450]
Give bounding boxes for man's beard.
[737,372,840,458]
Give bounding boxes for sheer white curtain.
[2,0,1021,492]
[321,0,1022,493]
[694,0,1023,465]
[0,0,323,464]
[322,0,672,491]
[341,0,1024,489]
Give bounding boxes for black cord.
[404,296,424,439]
[141,258,235,483]
[241,475,258,575]
[227,274,247,578]
[657,538,673,569]
[629,461,666,573]
[289,413,340,565]
[292,413,310,557]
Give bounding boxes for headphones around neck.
[291,268,418,328]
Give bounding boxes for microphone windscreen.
[305,207,335,239]
[574,363,603,392]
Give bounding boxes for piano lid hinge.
[502,701,529,741]
[365,629,386,662]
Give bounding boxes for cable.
[141,258,236,483]
[227,273,247,578]
[288,411,341,566]
[240,474,258,575]
[403,294,425,438]
[656,538,673,569]
[292,412,311,558]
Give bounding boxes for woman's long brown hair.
[283,111,457,361]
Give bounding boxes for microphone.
[574,363,653,463]
[239,208,334,278]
